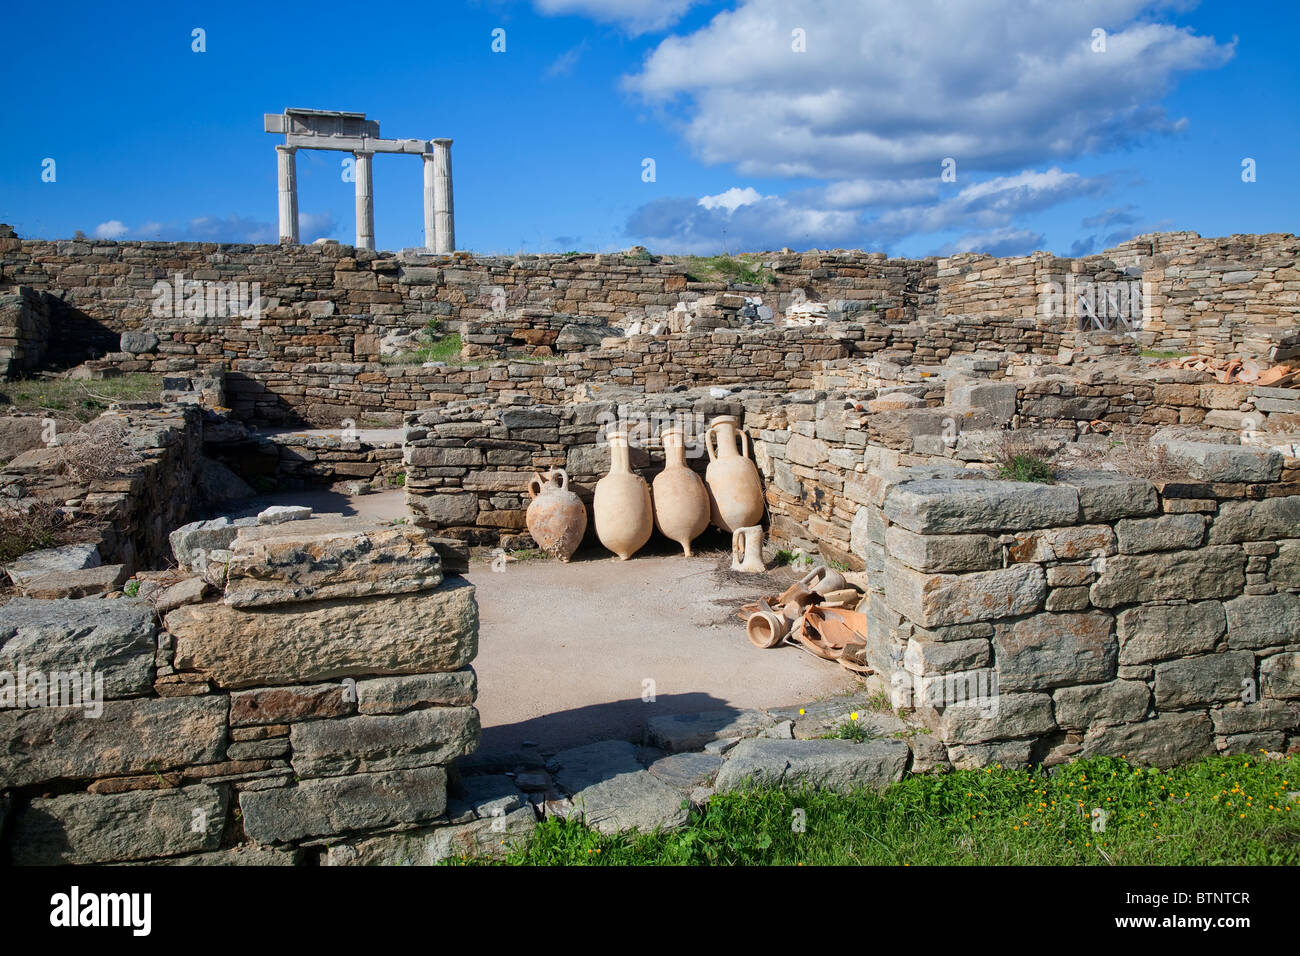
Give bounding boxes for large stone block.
[4,543,100,586]
[290,706,480,778]
[1207,497,1300,544]
[644,708,774,751]
[946,379,1017,423]
[1261,652,1300,699]
[1053,680,1150,730]
[0,695,227,788]
[1009,524,1114,562]
[1267,539,1300,588]
[168,578,478,690]
[11,784,227,865]
[1063,472,1160,522]
[947,739,1034,771]
[785,434,829,467]
[885,525,1000,572]
[1080,711,1215,768]
[883,479,1079,534]
[993,612,1117,691]
[230,682,356,725]
[713,738,909,795]
[884,561,1046,628]
[1209,699,1299,735]
[1154,651,1256,709]
[1090,547,1244,607]
[356,670,477,714]
[1223,593,1300,651]
[169,517,255,569]
[551,740,690,835]
[1152,439,1283,483]
[223,517,445,607]
[407,491,479,527]
[938,691,1055,745]
[0,598,155,699]
[903,636,991,676]
[1117,601,1225,665]
[849,506,872,559]
[1115,514,1207,554]
[240,766,449,844]
[325,806,536,865]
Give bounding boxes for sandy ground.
[222,488,859,761]
[467,543,862,757]
[223,487,408,523]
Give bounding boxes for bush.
[58,415,141,483]
[0,497,68,563]
[994,434,1056,483]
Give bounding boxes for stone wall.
[937,234,1300,360]
[1111,232,1300,360]
[0,515,490,865]
[2,229,1293,426]
[0,287,51,379]
[852,457,1300,769]
[0,236,930,364]
[202,424,406,490]
[1,403,202,571]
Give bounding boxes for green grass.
[819,718,873,741]
[996,453,1056,484]
[0,373,162,422]
[1140,349,1191,359]
[456,753,1300,866]
[382,333,464,365]
[678,254,769,286]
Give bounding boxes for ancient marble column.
[353,150,375,251]
[422,147,437,253]
[276,145,299,244]
[431,138,454,254]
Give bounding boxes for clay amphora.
[525,468,587,562]
[731,524,766,572]
[704,416,764,532]
[652,426,710,556]
[593,429,653,560]
[800,565,847,596]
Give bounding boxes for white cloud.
[868,167,1106,239]
[534,0,701,34]
[298,212,339,242]
[628,192,862,254]
[92,212,338,244]
[698,186,768,213]
[625,0,1232,181]
[627,166,1106,253]
[546,41,588,77]
[934,227,1046,258]
[820,178,939,209]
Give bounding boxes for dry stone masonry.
[0,225,1297,862]
[1,510,484,865]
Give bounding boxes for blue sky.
[1,0,1295,257]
